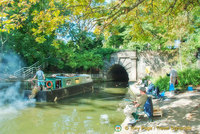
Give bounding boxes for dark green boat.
[24,74,93,102]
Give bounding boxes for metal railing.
[14,60,48,79]
[14,61,40,77]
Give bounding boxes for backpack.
[152,86,160,98]
[147,83,155,94]
[144,97,153,119]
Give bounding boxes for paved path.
[114,91,200,134]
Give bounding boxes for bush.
[154,76,170,91]
[177,68,200,87]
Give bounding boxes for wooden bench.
[153,106,163,117]
[137,107,163,118]
[195,86,200,92]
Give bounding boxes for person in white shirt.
[169,66,178,87]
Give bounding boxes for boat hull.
[24,82,93,102]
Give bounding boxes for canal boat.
[24,74,93,102]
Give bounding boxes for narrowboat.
[24,74,93,102]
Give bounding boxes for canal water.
[0,81,128,134]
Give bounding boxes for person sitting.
[137,79,143,85]
[146,80,155,94]
[123,87,148,124]
[146,80,161,99]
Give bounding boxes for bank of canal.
[0,81,128,134]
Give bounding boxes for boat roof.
[55,74,90,79]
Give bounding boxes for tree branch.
[164,0,177,14]
[151,0,154,18]
[108,0,126,15]
[136,9,145,34]
[100,0,145,32]
[86,0,92,9]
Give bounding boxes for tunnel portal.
[107,64,129,82]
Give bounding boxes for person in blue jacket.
[147,80,155,94]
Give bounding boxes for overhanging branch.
[100,0,145,32]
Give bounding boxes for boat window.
[56,80,61,88]
[75,78,79,84]
[66,80,71,85]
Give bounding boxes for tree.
[1,0,199,72]
[0,0,14,53]
[93,0,200,49]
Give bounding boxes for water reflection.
[100,114,109,124]
[0,81,128,134]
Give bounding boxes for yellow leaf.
[2,29,7,32]
[32,28,37,32]
[35,36,46,43]
[51,40,60,49]
[94,27,101,35]
[32,10,38,16]
[49,0,55,7]
[54,10,60,17]
[30,0,38,4]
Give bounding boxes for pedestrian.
[169,66,178,92]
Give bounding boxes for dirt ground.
[115,90,200,134]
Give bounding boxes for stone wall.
[137,51,178,79]
[102,50,137,81]
[101,50,178,82]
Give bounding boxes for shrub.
[177,68,200,87]
[154,76,170,91]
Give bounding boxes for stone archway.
[107,64,129,82]
[102,50,137,82]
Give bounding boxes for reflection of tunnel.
[107,64,129,82]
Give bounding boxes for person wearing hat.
[134,87,148,110]
[124,86,148,124]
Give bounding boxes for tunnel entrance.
[107,64,129,82]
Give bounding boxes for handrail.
[14,58,49,79]
[14,62,40,76]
